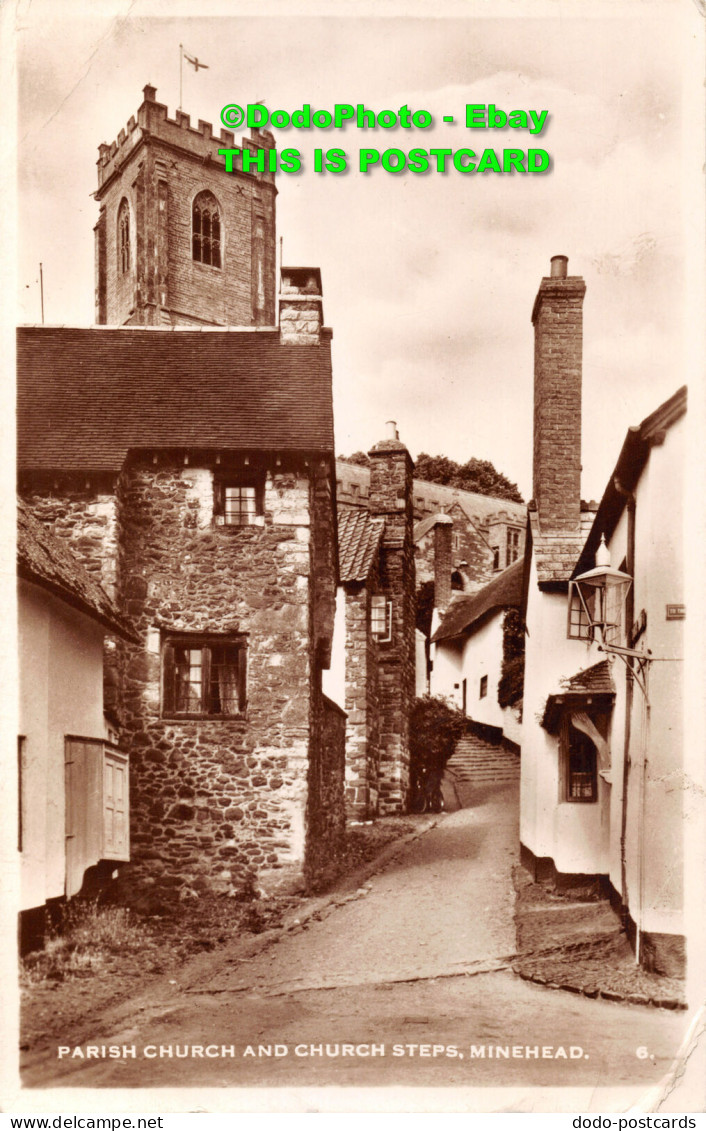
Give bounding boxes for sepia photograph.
[4,0,705,1117]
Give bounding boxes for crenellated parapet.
[96,84,276,196]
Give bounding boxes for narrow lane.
[200,785,520,996]
[22,782,688,1094]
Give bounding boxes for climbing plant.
[498,607,525,709]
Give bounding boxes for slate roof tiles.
[563,660,616,696]
[17,327,335,472]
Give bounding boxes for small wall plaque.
[666,604,685,620]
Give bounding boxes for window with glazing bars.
[558,715,599,802]
[223,485,258,525]
[162,637,247,717]
[566,726,597,801]
[567,584,594,640]
[192,191,222,268]
[370,595,392,642]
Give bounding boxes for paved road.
[22,783,688,1101]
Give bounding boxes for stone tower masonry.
[368,422,416,813]
[531,255,586,533]
[94,85,277,327]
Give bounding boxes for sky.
[12,0,703,503]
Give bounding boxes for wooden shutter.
[103,747,129,861]
[65,738,103,898]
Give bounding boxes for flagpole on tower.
[179,43,183,110]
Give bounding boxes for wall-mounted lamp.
[570,536,651,701]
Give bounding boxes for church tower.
[94,85,277,327]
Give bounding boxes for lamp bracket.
[596,643,651,705]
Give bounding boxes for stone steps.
[446,734,520,785]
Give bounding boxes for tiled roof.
[338,508,385,583]
[564,660,616,696]
[17,500,135,640]
[432,557,524,643]
[541,660,616,731]
[17,327,334,472]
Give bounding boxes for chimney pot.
[550,255,568,278]
[385,421,398,441]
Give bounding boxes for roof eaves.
[573,386,687,580]
[18,564,139,643]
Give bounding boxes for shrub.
[409,695,468,779]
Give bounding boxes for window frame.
[507,527,520,565]
[370,595,393,643]
[161,634,248,719]
[567,582,594,641]
[192,190,222,270]
[479,674,488,699]
[213,477,265,528]
[491,546,500,571]
[559,714,599,803]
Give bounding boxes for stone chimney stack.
[368,423,415,814]
[531,255,586,532]
[279,267,323,344]
[433,516,453,612]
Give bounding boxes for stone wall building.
[337,460,526,595]
[17,88,344,905]
[325,425,416,819]
[334,437,526,801]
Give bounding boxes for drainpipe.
[615,480,636,945]
[636,690,651,965]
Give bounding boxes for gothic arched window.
[118,199,130,274]
[192,191,221,268]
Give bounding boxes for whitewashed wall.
[18,581,106,911]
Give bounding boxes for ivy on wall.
[498,606,525,709]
